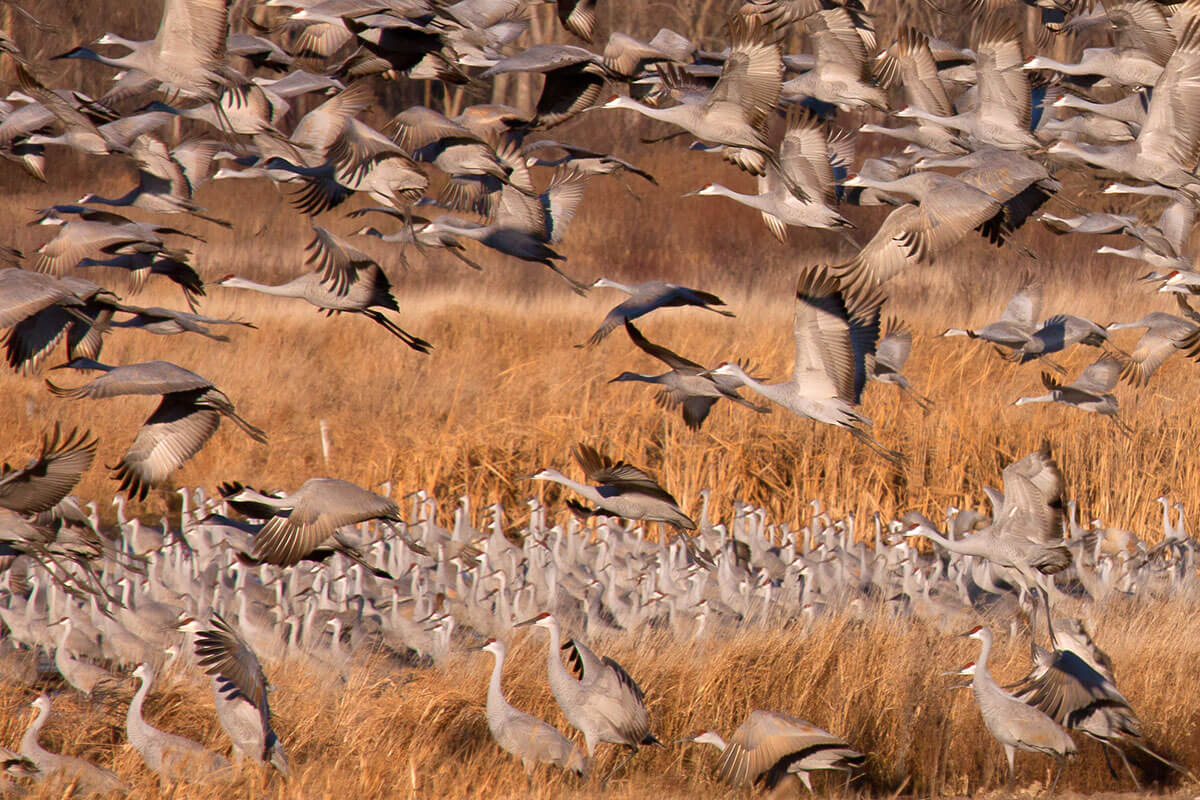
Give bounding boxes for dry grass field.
[1,156,1199,797]
[2,2,1199,784]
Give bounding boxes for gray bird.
[527,444,696,530]
[586,279,734,346]
[866,317,932,409]
[192,613,290,774]
[1014,356,1131,435]
[481,638,587,776]
[516,613,657,780]
[957,626,1076,794]
[677,709,865,793]
[607,319,769,430]
[45,359,267,500]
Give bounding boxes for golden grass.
[2,599,1199,799]
[1,101,1198,800]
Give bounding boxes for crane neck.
[20,703,50,760]
[486,648,507,712]
[220,276,304,297]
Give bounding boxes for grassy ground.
[1,94,1198,800]
[2,599,1198,798]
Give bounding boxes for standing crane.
[516,612,658,780]
[481,638,587,777]
[956,625,1076,793]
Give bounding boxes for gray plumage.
[529,443,696,530]
[193,613,289,774]
[127,663,232,784]
[21,695,127,795]
[608,319,769,429]
[45,358,267,500]
[960,626,1076,792]
[587,278,734,346]
[1014,356,1130,434]
[866,317,932,409]
[680,710,865,793]
[517,613,656,777]
[481,638,586,775]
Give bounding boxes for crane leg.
[601,746,639,785]
[1005,744,1016,792]
[1046,756,1064,796]
[1038,584,1058,650]
[1112,744,1141,790]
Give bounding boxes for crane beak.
[672,735,698,744]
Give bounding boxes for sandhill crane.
[385,105,512,216]
[33,210,197,281]
[608,320,769,429]
[479,44,610,129]
[781,7,887,111]
[868,28,964,154]
[684,110,854,241]
[516,612,657,778]
[526,443,696,530]
[1037,209,1139,236]
[1107,307,1200,385]
[957,626,1076,793]
[21,695,127,795]
[45,358,267,500]
[192,613,290,774]
[678,710,865,793]
[1046,18,1200,193]
[349,207,483,271]
[523,140,656,188]
[705,266,900,463]
[480,638,587,776]
[1004,315,1114,366]
[75,136,231,226]
[128,662,233,785]
[13,63,175,157]
[1014,356,1131,435]
[903,446,1070,646]
[866,317,932,409]
[602,15,789,181]
[76,252,205,310]
[417,162,591,295]
[0,425,96,516]
[105,305,256,342]
[835,171,1005,302]
[216,226,431,353]
[47,617,121,700]
[586,279,734,345]
[54,0,238,105]
[1011,618,1188,789]
[940,282,1052,365]
[1,274,122,374]
[224,478,425,566]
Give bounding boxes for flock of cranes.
[0,0,1199,794]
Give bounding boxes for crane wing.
[571,443,680,505]
[113,394,220,501]
[0,425,96,515]
[194,612,270,713]
[793,267,881,404]
[718,710,852,786]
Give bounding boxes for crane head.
[601,94,625,109]
[514,611,553,628]
[960,624,985,641]
[30,694,50,713]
